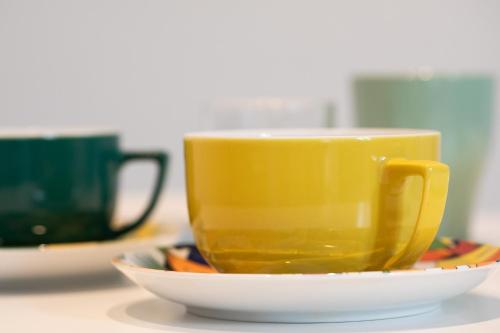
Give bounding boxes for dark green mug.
[0,129,168,246]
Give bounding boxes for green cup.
[0,129,168,246]
[353,74,494,238]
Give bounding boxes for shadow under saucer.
[107,292,500,332]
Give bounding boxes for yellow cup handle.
[380,159,449,269]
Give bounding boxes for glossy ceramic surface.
[113,238,499,323]
[0,129,168,246]
[184,129,449,273]
[354,74,494,239]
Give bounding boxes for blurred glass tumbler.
[201,97,335,130]
[354,73,493,238]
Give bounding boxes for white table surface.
[1,195,499,333]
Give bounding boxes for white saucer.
[0,223,179,281]
[113,240,499,323]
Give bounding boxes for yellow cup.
[184,129,449,274]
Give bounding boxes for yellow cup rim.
[184,128,440,140]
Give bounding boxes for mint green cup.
[0,129,168,246]
[353,74,494,238]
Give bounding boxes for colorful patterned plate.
[113,238,499,323]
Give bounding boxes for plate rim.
[112,251,499,280]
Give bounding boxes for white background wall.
[1,0,499,214]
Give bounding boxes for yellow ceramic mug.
[184,129,449,274]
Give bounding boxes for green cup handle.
[110,151,168,238]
